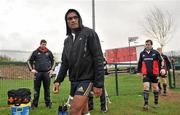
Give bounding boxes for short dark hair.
[145,39,153,45]
[40,39,47,44]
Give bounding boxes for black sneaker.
[101,109,108,113]
[31,104,37,110]
[101,107,108,113]
[46,103,52,109]
[163,91,167,96]
[89,107,93,111]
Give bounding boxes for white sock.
[83,112,90,115]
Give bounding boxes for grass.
[0,74,180,115]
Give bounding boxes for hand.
[160,69,166,76]
[137,73,141,76]
[53,82,60,94]
[48,70,53,77]
[169,69,173,72]
[93,87,102,97]
[31,69,38,74]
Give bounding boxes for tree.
[143,7,174,48]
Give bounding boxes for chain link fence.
[0,62,180,107]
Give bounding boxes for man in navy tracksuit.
[53,9,104,115]
[157,48,172,96]
[137,39,164,110]
[27,39,55,109]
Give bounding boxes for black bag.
[8,88,31,105]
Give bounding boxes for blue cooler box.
[12,106,30,115]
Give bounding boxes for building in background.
[105,45,144,63]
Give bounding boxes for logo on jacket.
[144,58,153,61]
[38,52,41,55]
[152,54,156,56]
[79,38,82,40]
[45,52,49,56]
[77,86,84,92]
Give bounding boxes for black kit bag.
[8,88,31,106]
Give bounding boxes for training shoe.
[143,104,149,110]
[82,112,91,115]
[31,104,37,110]
[46,103,52,109]
[101,107,108,113]
[159,89,162,95]
[101,109,108,113]
[163,93,167,96]
[163,91,167,96]
[89,107,94,111]
[153,104,158,108]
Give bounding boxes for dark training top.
[54,9,104,88]
[27,47,55,72]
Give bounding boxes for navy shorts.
[70,80,93,97]
[143,74,159,83]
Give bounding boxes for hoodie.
[54,9,104,88]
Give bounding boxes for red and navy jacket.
[137,48,163,75]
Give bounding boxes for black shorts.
[70,80,93,97]
[143,74,159,83]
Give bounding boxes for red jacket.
[137,49,163,75]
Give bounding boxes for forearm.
[27,60,34,71]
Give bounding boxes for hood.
[65,9,84,35]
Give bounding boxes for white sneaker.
[143,104,149,110]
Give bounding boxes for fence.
[0,62,179,107]
[0,62,33,106]
[173,65,180,88]
[107,62,180,95]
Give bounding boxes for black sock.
[153,91,159,104]
[163,83,167,93]
[158,82,162,91]
[143,90,149,105]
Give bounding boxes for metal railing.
[0,62,33,106]
[0,62,179,107]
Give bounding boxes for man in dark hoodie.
[53,9,104,115]
[157,48,172,96]
[27,39,55,109]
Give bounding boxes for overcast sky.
[0,0,179,53]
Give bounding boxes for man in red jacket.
[137,39,165,110]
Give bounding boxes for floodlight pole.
[92,0,95,30]
[128,37,138,73]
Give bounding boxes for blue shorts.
[70,80,93,97]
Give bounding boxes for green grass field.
[1,74,180,115]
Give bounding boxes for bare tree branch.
[143,7,174,48]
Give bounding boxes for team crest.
[45,52,49,56]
